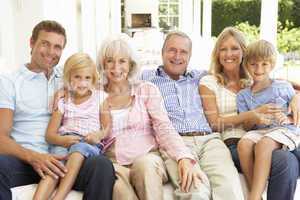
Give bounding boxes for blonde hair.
[243,39,277,67]
[210,27,250,88]
[97,35,139,84]
[63,53,99,88]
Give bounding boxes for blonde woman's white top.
[200,75,245,141]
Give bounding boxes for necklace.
[105,83,134,109]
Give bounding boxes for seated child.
[33,53,110,200]
[237,40,300,200]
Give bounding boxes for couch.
[11,175,300,200]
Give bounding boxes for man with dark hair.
[0,20,115,200]
[31,20,67,47]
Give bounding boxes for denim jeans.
[0,154,115,200]
[229,144,300,200]
[227,144,242,172]
[50,142,102,160]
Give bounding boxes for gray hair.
[97,34,139,85]
[162,31,192,52]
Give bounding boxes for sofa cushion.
[11,176,300,200]
[11,183,174,200]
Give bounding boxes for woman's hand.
[255,113,274,126]
[253,103,283,115]
[273,112,292,125]
[252,103,284,126]
[178,158,207,192]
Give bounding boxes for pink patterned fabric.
[102,81,194,165]
[57,90,107,136]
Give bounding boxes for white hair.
[97,34,140,85]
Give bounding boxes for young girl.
[237,40,300,200]
[33,53,110,200]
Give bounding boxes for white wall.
[124,0,159,28]
[42,0,80,65]
[81,0,97,59]
[95,0,122,60]
[0,0,79,70]
[180,0,194,35]
[0,0,18,72]
[13,0,44,66]
[0,0,122,72]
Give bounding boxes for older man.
[142,30,300,200]
[0,20,115,200]
[141,31,244,200]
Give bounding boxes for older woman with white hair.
[98,35,210,200]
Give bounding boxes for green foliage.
[212,0,261,36]
[278,0,300,28]
[277,21,300,53]
[235,21,300,54]
[235,22,259,44]
[212,0,300,36]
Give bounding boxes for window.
[159,0,180,32]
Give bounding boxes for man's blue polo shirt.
[0,65,63,153]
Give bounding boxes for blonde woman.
[199,27,300,200]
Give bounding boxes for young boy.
[236,39,300,200]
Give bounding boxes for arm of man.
[0,108,67,179]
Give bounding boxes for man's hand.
[27,151,67,179]
[288,93,300,126]
[51,88,68,112]
[178,158,204,192]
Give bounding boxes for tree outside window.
[159,0,180,32]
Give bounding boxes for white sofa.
[11,183,174,200]
[11,175,300,200]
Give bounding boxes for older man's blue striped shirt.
[141,66,212,135]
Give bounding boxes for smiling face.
[69,67,94,97]
[30,30,65,75]
[218,36,243,73]
[104,55,131,84]
[246,59,274,83]
[162,35,191,80]
[243,40,277,85]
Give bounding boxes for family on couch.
[0,20,300,200]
